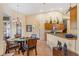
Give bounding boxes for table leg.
[27,49,29,56]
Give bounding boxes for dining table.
[14,38,29,54]
[7,37,39,55]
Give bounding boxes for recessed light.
[51,8,54,11]
[59,8,63,10]
[40,10,44,12]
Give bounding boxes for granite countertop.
[47,32,77,40]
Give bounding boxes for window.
[16,22,22,35]
[3,16,12,39]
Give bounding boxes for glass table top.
[14,38,29,42]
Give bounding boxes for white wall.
[0,5,4,41]
[0,5,4,40]
[0,4,6,55]
[0,16,3,41]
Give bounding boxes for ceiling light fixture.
[51,8,54,11]
[40,10,44,12]
[59,8,63,10]
[16,3,21,24]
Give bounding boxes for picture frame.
[26,25,32,32]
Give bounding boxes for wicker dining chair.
[5,40,19,53]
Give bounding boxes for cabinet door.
[70,6,77,34]
[47,34,53,49]
[59,24,64,31]
[51,35,58,47]
[45,23,53,30]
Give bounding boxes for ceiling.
[4,3,70,15]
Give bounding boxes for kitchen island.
[46,32,78,55]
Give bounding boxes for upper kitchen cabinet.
[70,6,77,24]
[45,23,53,30]
[70,5,77,34]
[45,23,64,32]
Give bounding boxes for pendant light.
[16,3,22,35]
[16,3,19,25]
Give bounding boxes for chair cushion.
[23,44,28,50]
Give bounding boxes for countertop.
[47,32,77,40]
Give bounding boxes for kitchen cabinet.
[45,23,64,32]
[70,6,77,23]
[70,6,77,34]
[47,33,77,54]
[45,23,53,30]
